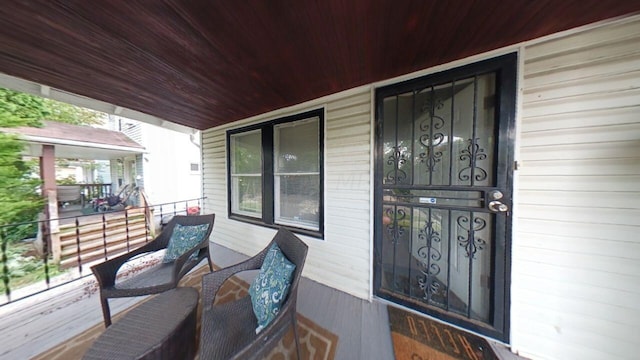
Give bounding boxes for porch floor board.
[0,279,143,360]
[0,243,524,360]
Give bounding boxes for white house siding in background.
[138,122,201,205]
[512,17,640,360]
[109,116,202,205]
[202,87,373,299]
[201,14,640,360]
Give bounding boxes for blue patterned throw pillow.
[249,243,296,333]
[162,223,210,263]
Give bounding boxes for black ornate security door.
[374,54,516,342]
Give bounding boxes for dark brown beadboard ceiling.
[0,1,639,130]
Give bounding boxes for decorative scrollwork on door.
[418,115,445,172]
[458,138,488,182]
[386,146,408,183]
[385,207,406,244]
[456,214,487,259]
[418,97,445,174]
[420,96,444,114]
[416,219,444,303]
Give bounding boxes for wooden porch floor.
[0,243,524,360]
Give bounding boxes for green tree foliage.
[0,89,47,128]
[43,98,103,125]
[0,88,104,233]
[0,89,47,236]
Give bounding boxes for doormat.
[388,305,498,360]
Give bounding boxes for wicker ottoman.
[83,287,199,360]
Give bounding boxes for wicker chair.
[91,214,215,327]
[199,228,308,360]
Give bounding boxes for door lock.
[488,190,504,200]
[488,201,509,212]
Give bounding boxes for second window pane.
[274,117,320,230]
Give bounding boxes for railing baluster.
[125,209,130,252]
[42,216,51,289]
[144,205,150,243]
[1,227,11,301]
[102,213,108,260]
[74,217,83,276]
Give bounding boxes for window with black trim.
[227,109,324,237]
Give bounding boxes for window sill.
[228,214,324,239]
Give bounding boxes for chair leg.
[206,253,213,272]
[292,313,302,360]
[100,296,112,327]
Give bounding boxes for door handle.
[488,200,509,212]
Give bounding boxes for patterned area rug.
[33,265,338,360]
[388,305,498,360]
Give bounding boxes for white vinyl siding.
[513,16,640,360]
[120,121,143,144]
[202,87,373,299]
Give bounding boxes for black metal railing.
[0,197,206,306]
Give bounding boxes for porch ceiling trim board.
[1,1,640,131]
[0,73,194,134]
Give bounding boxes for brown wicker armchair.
[91,214,215,327]
[199,228,308,360]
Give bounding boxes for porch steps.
[58,210,153,268]
[59,230,151,268]
[59,220,147,245]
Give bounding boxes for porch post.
[40,145,61,262]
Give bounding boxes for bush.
[0,242,62,294]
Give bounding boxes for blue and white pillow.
[248,243,296,333]
[162,223,210,263]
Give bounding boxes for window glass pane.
[231,130,262,174]
[274,117,320,230]
[230,130,262,217]
[275,174,319,230]
[274,118,319,173]
[231,175,262,216]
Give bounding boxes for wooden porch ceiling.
[1,1,639,131]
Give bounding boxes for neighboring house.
[1,118,201,209]
[0,120,145,216]
[201,16,640,360]
[107,116,202,206]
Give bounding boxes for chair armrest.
[172,240,208,280]
[90,237,166,288]
[238,300,297,360]
[201,254,264,308]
